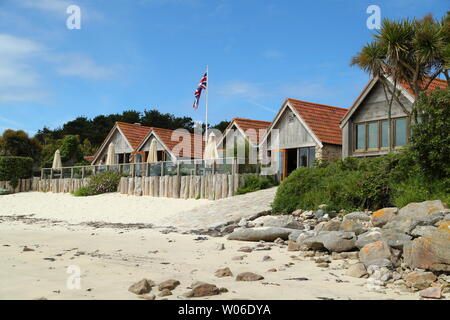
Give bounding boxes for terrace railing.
[41,157,269,179]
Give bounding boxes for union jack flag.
[193,72,207,110]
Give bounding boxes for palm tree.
[351,13,449,130]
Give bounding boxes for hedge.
[0,156,34,188]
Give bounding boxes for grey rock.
[314,209,326,219]
[227,227,297,242]
[356,229,383,249]
[359,240,393,268]
[263,215,303,230]
[288,230,304,241]
[345,263,367,278]
[343,212,370,222]
[380,230,412,250]
[398,200,447,220]
[383,216,415,233]
[410,226,437,238]
[321,231,357,252]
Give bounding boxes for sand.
[0,192,212,226]
[0,192,429,300]
[0,216,423,300]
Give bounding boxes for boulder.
[407,211,447,231]
[403,271,437,290]
[359,241,392,268]
[403,221,450,271]
[227,227,296,242]
[339,220,367,235]
[345,263,367,278]
[158,279,180,291]
[383,216,415,234]
[418,286,442,299]
[263,215,303,230]
[398,200,447,220]
[128,279,154,295]
[314,209,327,219]
[214,267,233,278]
[300,210,315,219]
[288,230,304,241]
[356,229,383,249]
[371,208,398,227]
[184,283,222,298]
[321,231,357,252]
[410,226,437,238]
[158,289,172,297]
[235,272,264,281]
[315,220,341,232]
[380,230,412,250]
[344,212,371,222]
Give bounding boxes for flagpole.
[205,65,209,142]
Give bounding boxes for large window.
[381,121,389,148]
[356,124,366,150]
[394,118,407,147]
[298,147,315,168]
[354,117,409,152]
[368,122,378,149]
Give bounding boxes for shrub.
[0,156,33,188]
[236,175,278,195]
[271,150,448,214]
[73,171,123,197]
[411,88,450,180]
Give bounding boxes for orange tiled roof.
[231,118,271,145]
[287,99,348,145]
[116,122,152,150]
[400,77,448,97]
[116,122,204,159]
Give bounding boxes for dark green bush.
[236,175,278,195]
[73,171,123,197]
[272,150,449,214]
[411,88,450,180]
[0,156,33,188]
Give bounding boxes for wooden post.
[50,169,53,179]
[81,167,85,179]
[71,168,74,179]
[177,162,180,176]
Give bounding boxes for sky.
[0,0,448,135]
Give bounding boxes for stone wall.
[316,143,342,162]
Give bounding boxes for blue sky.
[0,0,448,135]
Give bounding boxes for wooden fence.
[0,174,251,200]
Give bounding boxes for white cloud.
[54,54,117,80]
[0,33,117,103]
[0,34,47,102]
[17,0,72,14]
[217,80,266,100]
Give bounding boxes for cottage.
[340,77,448,158]
[216,118,271,159]
[260,98,347,179]
[91,122,203,165]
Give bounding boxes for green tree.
[411,87,450,179]
[0,129,42,161]
[351,13,450,125]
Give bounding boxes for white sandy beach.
[0,218,420,300]
[0,192,212,226]
[0,191,431,300]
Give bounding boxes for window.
[368,122,378,149]
[394,118,407,147]
[381,121,389,148]
[355,117,409,152]
[356,124,366,150]
[298,147,315,168]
